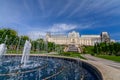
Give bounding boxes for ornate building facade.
[46,31,110,46]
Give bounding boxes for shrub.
[115,51,120,56]
[91,53,95,56]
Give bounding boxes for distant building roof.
[81,35,100,38]
[51,34,67,38]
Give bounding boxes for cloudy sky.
[0,0,120,40]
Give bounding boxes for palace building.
[46,31,110,46]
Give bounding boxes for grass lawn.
[30,51,48,54]
[96,55,120,62]
[7,50,48,54]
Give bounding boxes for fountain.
[0,35,7,60]
[0,39,102,80]
[0,44,7,60]
[21,40,31,66]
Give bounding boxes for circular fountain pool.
[0,55,102,80]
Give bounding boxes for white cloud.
[26,23,98,40]
[27,23,77,40]
[68,0,87,17]
[23,0,31,12]
[38,0,45,13]
[68,0,120,17]
[57,0,73,16]
[27,31,46,40]
[48,23,77,32]
[27,22,103,40]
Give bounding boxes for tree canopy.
[0,28,64,54]
[94,42,120,56]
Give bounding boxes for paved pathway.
[81,54,120,70]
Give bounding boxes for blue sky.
[0,0,120,40]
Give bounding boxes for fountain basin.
[0,55,103,80]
